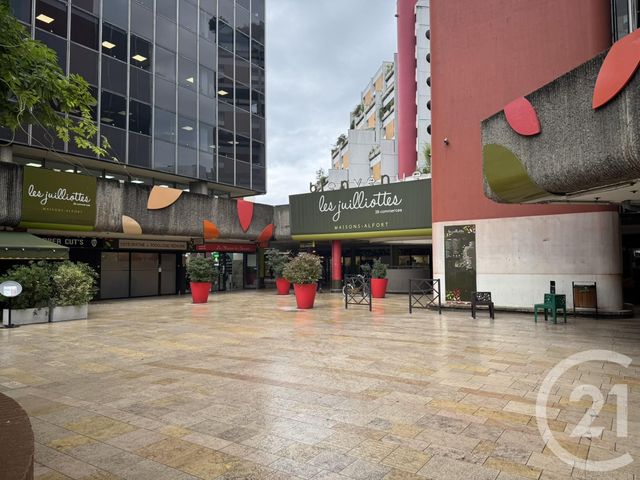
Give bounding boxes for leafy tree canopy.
[0,2,108,157]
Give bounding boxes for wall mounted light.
[443,137,449,145]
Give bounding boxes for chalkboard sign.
[444,225,477,302]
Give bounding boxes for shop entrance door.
[245,253,258,289]
[131,253,159,297]
[160,253,177,295]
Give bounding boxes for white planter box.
[2,307,49,326]
[51,304,89,322]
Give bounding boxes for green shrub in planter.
[371,259,388,279]
[187,256,218,283]
[53,262,98,306]
[265,248,291,278]
[283,253,322,285]
[0,261,54,309]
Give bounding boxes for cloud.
[255,0,397,205]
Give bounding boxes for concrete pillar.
[397,0,418,178]
[0,146,13,163]
[331,240,342,291]
[189,181,208,195]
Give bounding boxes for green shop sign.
[20,167,97,231]
[290,179,432,240]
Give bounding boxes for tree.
[421,143,432,174]
[0,2,108,157]
[316,168,329,189]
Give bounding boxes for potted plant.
[0,261,53,325]
[370,259,389,298]
[283,253,322,309]
[51,262,98,322]
[265,248,292,295]
[187,256,217,303]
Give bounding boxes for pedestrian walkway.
[1,292,638,479]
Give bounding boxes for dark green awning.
[0,232,69,260]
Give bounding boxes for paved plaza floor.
[1,291,639,480]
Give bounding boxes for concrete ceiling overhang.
[481,39,640,205]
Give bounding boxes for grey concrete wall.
[273,205,291,239]
[0,163,21,227]
[482,51,640,196]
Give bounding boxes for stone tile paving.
[0,291,639,479]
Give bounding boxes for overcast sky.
[254,0,397,206]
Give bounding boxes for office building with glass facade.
[6,0,266,195]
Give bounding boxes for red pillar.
[331,240,342,291]
[397,0,418,178]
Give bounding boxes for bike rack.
[409,278,442,314]
[344,275,372,311]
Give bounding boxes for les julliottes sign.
[289,179,432,240]
[19,167,97,231]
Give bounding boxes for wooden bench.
[471,291,494,319]
[534,293,567,324]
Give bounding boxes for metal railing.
[409,278,442,314]
[344,275,372,311]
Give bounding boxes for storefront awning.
[0,232,69,260]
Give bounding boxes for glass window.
[178,115,197,148]
[218,101,233,130]
[103,0,128,28]
[178,87,197,119]
[219,22,234,52]
[71,7,99,49]
[236,58,250,86]
[236,31,250,60]
[129,100,151,135]
[199,150,214,180]
[252,64,264,93]
[199,122,215,152]
[131,35,153,71]
[236,134,250,162]
[70,43,98,86]
[130,68,152,103]
[155,108,176,142]
[155,46,176,82]
[236,160,250,188]
[179,1,198,31]
[219,0,234,26]
[199,96,216,125]
[102,56,127,95]
[218,155,234,184]
[72,0,99,15]
[251,90,264,117]
[179,27,197,61]
[218,48,234,78]
[200,39,217,70]
[32,123,64,151]
[178,56,197,89]
[200,66,217,97]
[218,128,234,158]
[252,140,264,166]
[251,0,265,44]
[134,0,154,11]
[102,23,128,62]
[35,30,67,73]
[157,0,176,20]
[200,10,216,41]
[236,83,250,111]
[236,108,250,137]
[201,0,216,15]
[251,40,264,68]
[177,146,197,177]
[101,91,127,129]
[218,75,234,104]
[131,2,154,40]
[156,15,177,51]
[154,139,176,173]
[129,132,151,168]
[36,0,67,38]
[238,0,250,11]
[10,0,32,23]
[236,5,250,36]
[155,77,176,111]
[101,124,126,162]
[252,115,264,143]
[252,164,265,191]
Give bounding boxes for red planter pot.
[275,278,291,295]
[294,283,317,309]
[190,282,211,303]
[371,278,389,298]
